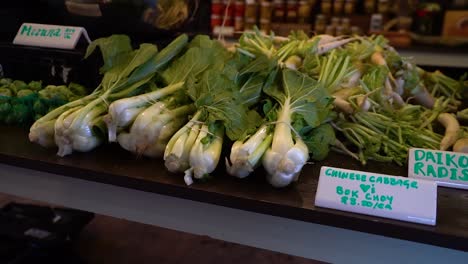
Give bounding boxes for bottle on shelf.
[333,0,344,16]
[245,0,258,30]
[321,0,332,15]
[315,14,327,33]
[298,1,312,24]
[377,0,390,15]
[344,0,355,15]
[286,0,299,23]
[273,0,286,22]
[364,0,376,14]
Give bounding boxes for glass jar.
[331,16,340,27]
[364,0,375,14]
[333,0,344,15]
[315,14,327,34]
[325,25,336,35]
[344,0,355,15]
[211,0,225,16]
[298,1,312,23]
[286,0,298,23]
[273,0,286,22]
[245,18,257,30]
[245,0,258,22]
[260,18,272,33]
[321,0,332,15]
[350,26,361,35]
[234,0,245,17]
[377,0,389,14]
[336,25,345,35]
[260,1,273,21]
[341,17,351,34]
[235,16,244,31]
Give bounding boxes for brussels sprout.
[0,87,12,97]
[17,89,34,98]
[28,80,43,91]
[39,85,69,101]
[68,82,87,96]
[0,78,12,86]
[10,80,28,94]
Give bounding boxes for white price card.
[13,23,91,50]
[315,166,437,226]
[408,148,468,190]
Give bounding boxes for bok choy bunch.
[107,35,229,158]
[164,69,254,185]
[29,34,189,156]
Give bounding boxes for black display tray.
[0,125,467,252]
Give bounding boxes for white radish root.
[438,113,460,151]
[453,138,468,153]
[413,85,435,109]
[317,38,356,55]
[371,51,387,66]
[333,97,354,114]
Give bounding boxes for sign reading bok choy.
[315,166,437,225]
[408,148,468,190]
[13,23,91,49]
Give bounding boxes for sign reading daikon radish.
[315,166,437,226]
[13,23,91,50]
[408,148,468,190]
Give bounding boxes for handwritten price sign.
[315,166,437,225]
[13,23,91,50]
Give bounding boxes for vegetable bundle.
[29,30,468,188]
[0,78,87,126]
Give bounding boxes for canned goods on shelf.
[245,0,258,21]
[333,0,344,15]
[234,0,245,17]
[260,1,273,21]
[325,25,336,35]
[364,0,375,14]
[344,0,355,15]
[331,16,340,27]
[211,14,222,28]
[321,0,332,15]
[273,0,286,22]
[260,18,272,33]
[235,16,244,31]
[286,0,298,23]
[298,1,312,24]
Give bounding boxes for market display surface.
[1,30,468,250]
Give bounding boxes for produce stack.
[0,79,87,126]
[27,30,468,188]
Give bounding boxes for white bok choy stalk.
[105,82,185,142]
[262,69,333,187]
[165,70,252,185]
[117,96,196,158]
[226,124,273,178]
